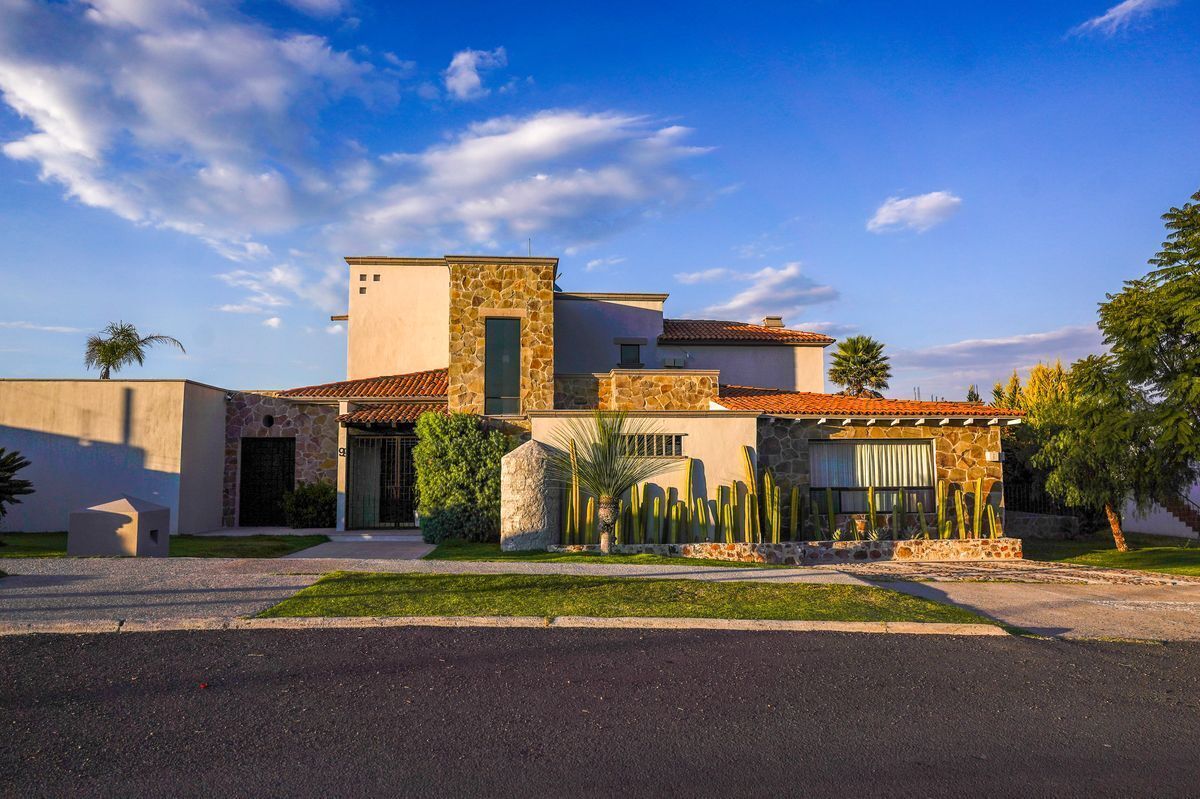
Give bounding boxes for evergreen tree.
[965,384,981,403]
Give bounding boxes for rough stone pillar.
[500,440,560,551]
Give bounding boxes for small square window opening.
[619,343,641,366]
[359,287,367,294]
[373,274,380,281]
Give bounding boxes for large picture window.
[484,317,521,415]
[809,440,935,512]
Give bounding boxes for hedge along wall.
[755,417,1005,530]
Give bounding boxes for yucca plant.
[987,504,1002,539]
[546,412,680,553]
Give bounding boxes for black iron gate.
[239,437,295,526]
[348,435,418,529]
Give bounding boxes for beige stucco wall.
[658,344,826,392]
[529,412,760,503]
[346,260,450,380]
[0,379,226,533]
[553,296,665,373]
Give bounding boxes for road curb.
[0,615,1005,637]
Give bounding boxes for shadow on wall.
[0,424,180,533]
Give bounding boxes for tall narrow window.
[484,317,521,415]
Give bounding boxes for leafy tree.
[545,412,680,553]
[84,321,185,379]
[1096,188,1200,499]
[965,384,982,403]
[1032,356,1158,551]
[828,335,891,397]
[0,448,35,536]
[414,412,511,543]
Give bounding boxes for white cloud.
[0,6,710,314]
[0,0,381,260]
[343,110,708,252]
[790,320,858,337]
[262,316,283,328]
[674,267,736,284]
[326,323,345,334]
[1070,0,1172,36]
[443,47,507,101]
[686,263,838,323]
[584,256,626,272]
[0,320,84,334]
[867,191,962,233]
[891,324,1105,399]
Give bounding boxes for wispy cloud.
[262,316,282,328]
[790,320,858,337]
[444,47,507,101]
[0,320,84,334]
[1070,0,1172,36]
[277,0,351,17]
[867,191,962,233]
[674,267,736,284]
[679,263,838,323]
[584,256,626,272]
[891,324,1105,398]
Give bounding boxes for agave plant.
[545,412,680,554]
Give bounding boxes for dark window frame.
[619,343,642,367]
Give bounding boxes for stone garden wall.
[447,259,556,415]
[607,369,718,411]
[222,393,339,526]
[551,537,1023,565]
[554,374,607,410]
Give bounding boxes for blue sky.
[1,0,1197,397]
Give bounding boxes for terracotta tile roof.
[717,385,1024,418]
[337,401,448,424]
[659,319,834,345]
[278,368,448,399]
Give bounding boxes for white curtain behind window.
[809,441,934,488]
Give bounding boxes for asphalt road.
[3,629,1199,798]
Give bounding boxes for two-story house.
[233,254,1022,533]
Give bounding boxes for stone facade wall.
[499,440,560,550]
[757,417,1005,529]
[607,370,718,411]
[447,260,556,416]
[222,393,339,526]
[551,537,1023,565]
[554,374,605,410]
[1006,510,1080,539]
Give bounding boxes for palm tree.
[828,335,891,397]
[84,321,185,379]
[0,448,34,538]
[545,412,680,554]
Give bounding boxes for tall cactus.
[936,480,950,539]
[789,486,801,541]
[987,504,1002,539]
[954,488,967,539]
[630,484,643,544]
[563,485,576,545]
[810,498,824,539]
[891,491,904,539]
[732,484,742,542]
[866,485,877,535]
[568,440,581,541]
[825,487,836,538]
[916,500,929,539]
[741,446,759,541]
[971,477,985,538]
[584,496,596,545]
[650,497,661,544]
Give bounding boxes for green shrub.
[282,480,337,528]
[414,412,511,543]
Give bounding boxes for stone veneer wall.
[608,370,718,411]
[550,538,1022,564]
[553,370,717,411]
[757,417,1005,529]
[222,393,339,526]
[447,260,556,415]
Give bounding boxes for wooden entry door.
[239,437,295,526]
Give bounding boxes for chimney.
[762,315,784,328]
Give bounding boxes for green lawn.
[0,532,328,559]
[1023,532,1200,577]
[259,571,990,624]
[424,538,786,568]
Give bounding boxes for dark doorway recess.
[239,437,295,526]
